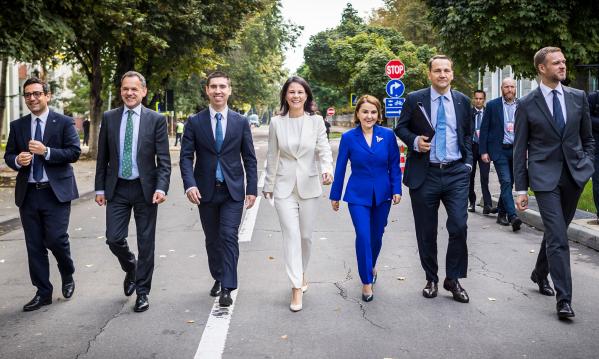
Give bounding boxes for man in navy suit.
[4,77,81,311]
[479,77,523,231]
[588,90,599,221]
[180,71,257,307]
[95,71,171,312]
[395,55,473,303]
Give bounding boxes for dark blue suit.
[395,87,472,283]
[180,108,257,290]
[4,111,80,298]
[479,97,517,218]
[330,125,402,284]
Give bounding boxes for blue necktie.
[552,90,565,134]
[33,118,43,182]
[435,96,447,161]
[215,112,224,182]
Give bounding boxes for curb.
[490,195,599,252]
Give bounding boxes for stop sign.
[386,59,405,79]
[326,107,335,116]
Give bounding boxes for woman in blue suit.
[330,95,402,302]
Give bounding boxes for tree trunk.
[112,43,136,108]
[87,44,104,159]
[0,57,8,143]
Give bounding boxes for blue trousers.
[348,200,392,284]
[493,147,516,218]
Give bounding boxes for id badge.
[507,122,514,133]
[476,130,480,138]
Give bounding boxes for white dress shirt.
[209,105,228,139]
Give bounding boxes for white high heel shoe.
[289,288,303,312]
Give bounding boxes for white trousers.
[274,187,318,288]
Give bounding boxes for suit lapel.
[371,125,382,153]
[533,87,560,136]
[422,89,432,122]
[296,113,311,157]
[354,126,372,153]
[21,114,32,145]
[199,110,216,148]
[113,107,125,159]
[222,111,234,149]
[562,86,577,135]
[137,106,148,154]
[451,90,464,139]
[42,111,56,144]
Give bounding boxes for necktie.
[474,111,482,141]
[435,96,447,161]
[215,112,224,182]
[33,118,43,182]
[552,90,565,134]
[122,110,134,178]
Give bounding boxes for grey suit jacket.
[95,106,171,204]
[514,86,595,192]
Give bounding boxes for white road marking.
[193,289,240,359]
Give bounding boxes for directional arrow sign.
[386,80,405,97]
[385,108,402,117]
[385,97,406,109]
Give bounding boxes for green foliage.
[64,70,92,116]
[371,0,438,47]
[425,0,599,77]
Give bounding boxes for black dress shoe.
[530,270,555,296]
[422,281,438,298]
[468,204,475,213]
[509,215,522,232]
[219,288,233,307]
[496,214,509,226]
[134,294,149,312]
[362,293,374,302]
[124,269,136,297]
[210,280,221,297]
[557,300,575,319]
[23,295,52,312]
[443,278,469,303]
[483,205,497,215]
[62,278,75,299]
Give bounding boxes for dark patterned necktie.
[552,90,565,134]
[33,118,43,181]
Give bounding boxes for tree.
[425,0,599,77]
[371,0,437,46]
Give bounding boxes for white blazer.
[263,113,333,199]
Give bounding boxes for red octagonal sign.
[386,59,405,79]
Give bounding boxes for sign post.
[384,59,406,127]
[326,107,336,117]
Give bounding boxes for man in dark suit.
[395,55,473,303]
[180,71,257,307]
[94,71,171,313]
[82,118,90,146]
[4,77,81,311]
[479,77,523,231]
[514,47,594,319]
[588,90,599,220]
[468,90,495,214]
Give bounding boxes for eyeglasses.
[23,91,46,99]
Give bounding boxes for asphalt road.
[1,126,599,359]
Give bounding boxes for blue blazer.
[179,108,257,202]
[479,96,508,160]
[4,111,81,207]
[330,125,402,207]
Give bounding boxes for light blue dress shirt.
[430,87,461,163]
[539,82,568,124]
[119,104,141,179]
[502,99,517,144]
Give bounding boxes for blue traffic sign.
[385,108,402,117]
[386,80,405,97]
[384,97,405,109]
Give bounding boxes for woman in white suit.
[263,76,333,312]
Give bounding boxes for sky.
[280,0,385,73]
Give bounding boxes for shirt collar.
[124,104,142,117]
[502,97,517,106]
[540,81,563,98]
[31,108,50,123]
[209,105,229,120]
[431,86,451,102]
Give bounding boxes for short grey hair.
[121,71,146,87]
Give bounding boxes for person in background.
[263,76,333,312]
[175,120,184,146]
[330,95,402,302]
[82,118,90,146]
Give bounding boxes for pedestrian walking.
[94,71,172,313]
[82,118,90,146]
[263,76,333,312]
[514,47,595,319]
[180,71,257,308]
[4,77,81,311]
[175,120,184,146]
[394,55,473,303]
[330,95,401,302]
[479,78,523,231]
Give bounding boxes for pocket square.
[376,136,383,143]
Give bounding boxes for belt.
[215,181,226,188]
[429,161,459,169]
[29,182,51,189]
[502,144,513,149]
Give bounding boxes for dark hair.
[353,95,382,124]
[279,76,314,115]
[23,77,49,93]
[121,71,146,87]
[473,90,486,98]
[534,46,562,74]
[428,55,453,71]
[206,71,231,87]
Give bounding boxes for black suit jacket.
[394,87,473,189]
[4,111,81,207]
[588,90,599,134]
[94,106,171,204]
[179,108,257,202]
[514,86,595,192]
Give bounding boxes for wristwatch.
[43,147,49,157]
